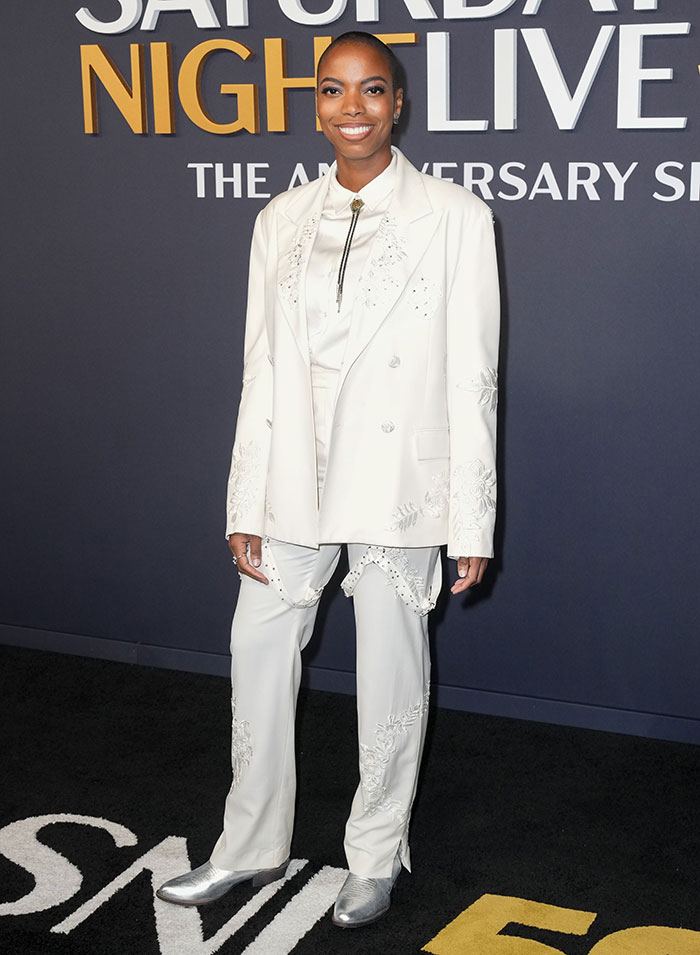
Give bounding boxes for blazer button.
[388,355,401,368]
[381,421,395,433]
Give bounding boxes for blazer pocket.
[415,428,450,460]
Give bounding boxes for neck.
[335,147,392,194]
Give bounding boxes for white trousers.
[209,367,441,879]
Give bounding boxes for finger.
[475,557,488,584]
[451,558,472,594]
[235,551,269,585]
[249,535,263,569]
[229,533,246,557]
[450,557,483,595]
[229,538,249,568]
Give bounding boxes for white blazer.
[225,148,500,559]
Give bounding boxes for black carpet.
[1,645,699,955]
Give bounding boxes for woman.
[157,31,500,928]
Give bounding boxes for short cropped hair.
[317,32,404,93]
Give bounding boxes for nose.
[341,91,363,116]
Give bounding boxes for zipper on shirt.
[336,197,364,312]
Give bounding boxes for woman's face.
[316,42,403,170]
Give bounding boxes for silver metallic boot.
[332,854,402,928]
[156,858,290,906]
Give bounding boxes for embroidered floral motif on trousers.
[341,546,438,616]
[383,548,425,598]
[359,685,431,821]
[230,692,253,790]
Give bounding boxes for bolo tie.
[336,197,364,312]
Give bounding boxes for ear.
[393,87,404,117]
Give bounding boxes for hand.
[228,533,269,585]
[451,556,488,595]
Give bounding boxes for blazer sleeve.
[445,202,500,560]
[224,207,274,539]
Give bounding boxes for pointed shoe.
[332,854,402,928]
[155,858,289,906]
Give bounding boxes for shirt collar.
[325,148,397,216]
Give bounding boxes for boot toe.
[332,874,392,928]
[156,862,252,906]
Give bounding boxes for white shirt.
[305,151,397,374]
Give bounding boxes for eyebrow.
[318,75,389,85]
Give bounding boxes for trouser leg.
[209,537,341,871]
[342,544,442,878]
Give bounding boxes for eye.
[364,85,386,95]
[320,86,341,96]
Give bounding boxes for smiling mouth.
[335,124,375,138]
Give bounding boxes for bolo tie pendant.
[336,197,364,312]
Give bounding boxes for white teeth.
[338,125,373,136]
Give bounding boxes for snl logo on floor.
[1,814,698,954]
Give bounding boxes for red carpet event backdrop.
[1,2,699,740]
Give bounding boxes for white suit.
[225,148,500,559]
[212,148,500,880]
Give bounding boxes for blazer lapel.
[337,150,441,391]
[276,173,331,367]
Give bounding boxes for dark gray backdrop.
[2,1,699,743]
